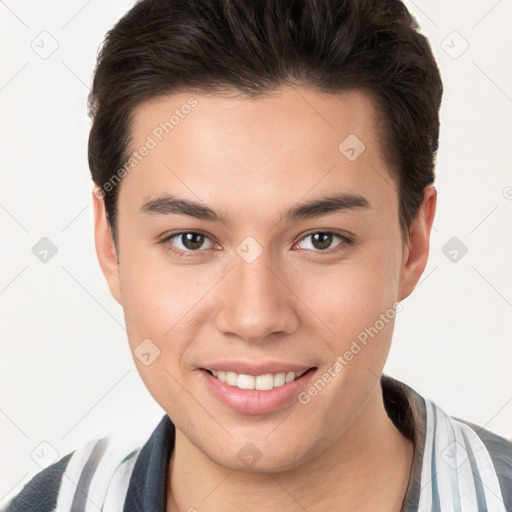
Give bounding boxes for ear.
[92,187,122,305]
[398,185,437,301]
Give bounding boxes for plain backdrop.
[1,0,511,505]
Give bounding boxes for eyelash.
[161,230,354,258]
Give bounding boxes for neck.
[167,382,414,512]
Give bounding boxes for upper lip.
[201,360,316,376]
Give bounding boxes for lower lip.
[200,369,316,415]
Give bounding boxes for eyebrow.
[139,192,370,224]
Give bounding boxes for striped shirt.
[3,375,511,511]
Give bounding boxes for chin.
[197,434,321,475]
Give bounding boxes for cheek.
[287,251,402,437]
[288,242,403,404]
[117,257,208,413]
[118,239,206,332]
[294,251,401,341]
[117,245,227,388]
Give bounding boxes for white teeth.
[226,371,238,386]
[273,372,286,387]
[238,374,255,389]
[255,374,274,391]
[207,369,308,390]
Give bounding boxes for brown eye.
[180,232,205,250]
[295,231,351,252]
[310,232,334,250]
[166,231,215,254]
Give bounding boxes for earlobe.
[92,187,123,305]
[398,185,437,301]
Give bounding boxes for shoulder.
[381,374,512,511]
[1,451,73,512]
[425,397,512,511]
[2,435,142,512]
[455,416,512,506]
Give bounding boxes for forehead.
[120,86,394,216]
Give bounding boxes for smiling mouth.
[203,368,316,391]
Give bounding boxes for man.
[4,0,511,511]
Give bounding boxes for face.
[94,86,435,472]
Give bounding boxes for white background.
[1,0,511,505]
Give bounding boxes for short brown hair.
[88,0,443,245]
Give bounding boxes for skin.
[93,86,436,511]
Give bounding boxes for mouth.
[198,362,318,414]
[202,368,315,391]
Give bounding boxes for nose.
[214,250,300,344]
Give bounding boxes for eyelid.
[162,230,218,252]
[165,229,213,241]
[297,228,354,241]
[292,230,354,251]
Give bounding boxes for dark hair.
[88,0,442,246]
